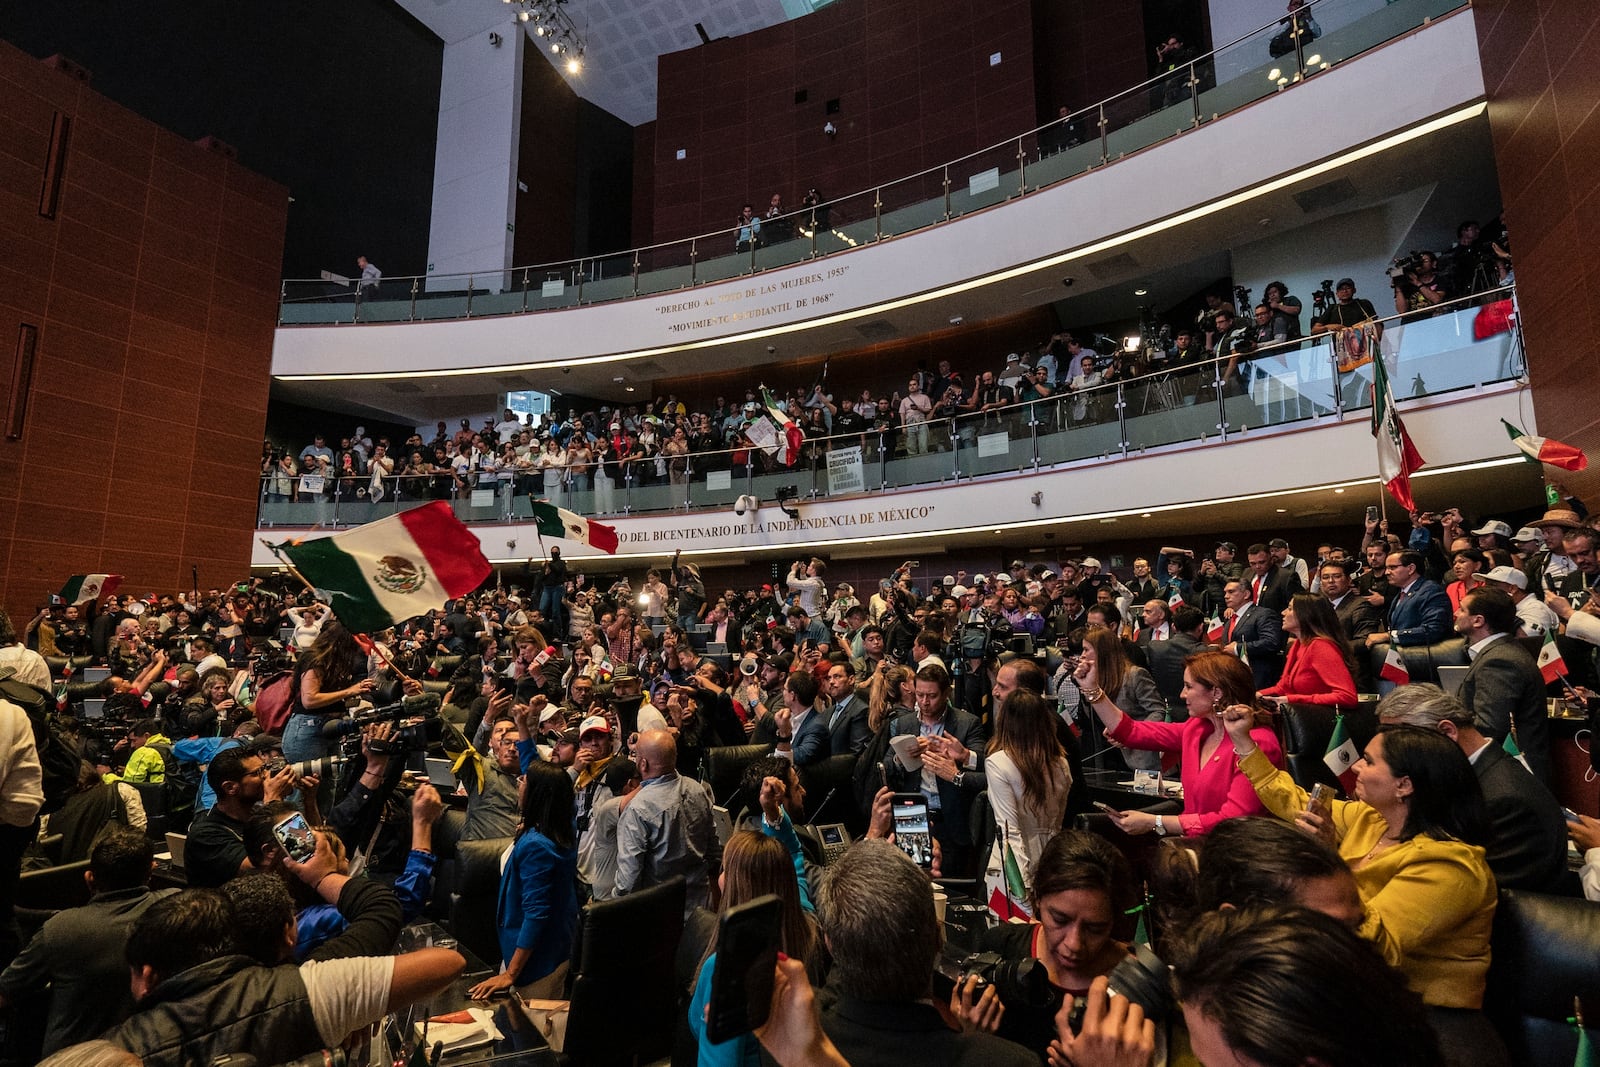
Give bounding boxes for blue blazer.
[1387,579,1452,646]
[496,829,579,986]
[1227,605,1284,691]
[789,706,832,766]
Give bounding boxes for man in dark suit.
[1245,542,1302,612]
[1320,559,1382,691]
[1366,549,1453,650]
[883,664,987,877]
[817,841,1036,1067]
[1380,683,1567,893]
[1218,578,1284,690]
[774,669,830,768]
[821,660,871,755]
[1454,587,1552,785]
[1148,605,1207,715]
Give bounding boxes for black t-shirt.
[1316,298,1377,329]
[184,806,252,888]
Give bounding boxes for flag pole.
[260,539,321,601]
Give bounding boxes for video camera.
[952,942,1173,1033]
[319,693,442,740]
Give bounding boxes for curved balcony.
[280,0,1467,329]
[255,292,1535,564]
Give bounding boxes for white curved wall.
[271,11,1484,379]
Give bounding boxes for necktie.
[1252,575,1263,602]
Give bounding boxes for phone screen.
[890,794,933,870]
[705,895,782,1044]
[272,812,316,863]
[820,825,845,846]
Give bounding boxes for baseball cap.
[1081,557,1102,569]
[1336,277,1355,289]
[1268,538,1290,549]
[579,715,611,737]
[942,574,956,587]
[1216,541,1238,553]
[538,704,563,726]
[1471,520,1512,538]
[1039,569,1058,580]
[951,585,970,598]
[1472,566,1528,591]
[612,663,639,681]
[249,734,283,756]
[556,727,581,745]
[1512,526,1542,544]
[972,573,988,584]
[1010,559,1026,569]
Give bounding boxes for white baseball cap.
[1470,520,1512,538]
[578,715,611,737]
[1472,566,1528,591]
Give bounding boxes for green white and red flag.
[760,387,803,466]
[1323,713,1360,792]
[1380,646,1410,685]
[271,501,491,633]
[1372,357,1424,512]
[1537,628,1568,684]
[528,501,619,555]
[58,574,121,605]
[1503,420,1587,472]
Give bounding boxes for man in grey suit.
[1320,559,1382,691]
[821,660,872,755]
[1380,684,1567,893]
[1147,605,1207,716]
[1454,587,1551,785]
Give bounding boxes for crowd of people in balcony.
[4,479,1598,1064]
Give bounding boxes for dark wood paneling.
[0,40,285,617]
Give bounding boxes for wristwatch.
[953,770,967,788]
[1154,815,1168,836]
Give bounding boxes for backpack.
[0,671,81,815]
[254,670,296,733]
[145,740,200,829]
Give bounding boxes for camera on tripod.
[1311,279,1336,313]
[1232,284,1252,309]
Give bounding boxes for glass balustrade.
[277,0,1470,325]
[259,288,1521,529]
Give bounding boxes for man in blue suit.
[1218,579,1284,690]
[1366,549,1453,649]
[774,669,830,767]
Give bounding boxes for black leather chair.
[704,744,770,809]
[797,752,863,836]
[16,860,91,912]
[563,877,687,1067]
[1367,637,1467,690]
[446,835,514,969]
[1278,701,1378,792]
[1486,889,1600,1062]
[130,780,168,838]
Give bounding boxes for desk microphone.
[805,786,838,826]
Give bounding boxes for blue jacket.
[1387,578,1452,646]
[788,707,831,767]
[496,829,579,986]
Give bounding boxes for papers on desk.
[890,734,923,771]
[419,1006,502,1054]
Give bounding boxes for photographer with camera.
[1390,251,1451,320]
[184,745,312,888]
[956,588,1011,716]
[1211,308,1253,397]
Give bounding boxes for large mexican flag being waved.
[1503,420,1588,472]
[760,387,803,466]
[58,574,121,605]
[273,501,491,633]
[1371,355,1424,512]
[528,501,619,554]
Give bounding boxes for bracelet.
[1154,815,1167,836]
[1081,687,1104,703]
[1234,743,1259,759]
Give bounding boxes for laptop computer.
[1436,665,1470,698]
[82,666,110,684]
[82,699,105,720]
[165,832,187,869]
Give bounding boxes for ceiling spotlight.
[566,57,581,73]
[1134,288,1148,296]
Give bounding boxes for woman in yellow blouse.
[1220,711,1506,1065]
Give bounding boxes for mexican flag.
[1167,587,1185,608]
[986,836,1032,921]
[1537,628,1568,684]
[1371,356,1424,512]
[1380,646,1410,685]
[1503,420,1588,472]
[1323,712,1360,792]
[272,501,491,633]
[1206,614,1225,642]
[760,387,803,466]
[58,574,121,605]
[528,501,619,554]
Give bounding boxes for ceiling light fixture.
[510,0,585,73]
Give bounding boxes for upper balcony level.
[268,0,1485,422]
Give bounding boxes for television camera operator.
[955,588,1013,716]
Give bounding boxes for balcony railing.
[278,0,1469,326]
[259,288,1522,530]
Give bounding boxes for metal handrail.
[278,0,1467,315]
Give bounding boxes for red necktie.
[1252,575,1263,602]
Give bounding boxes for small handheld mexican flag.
[1324,712,1360,792]
[1206,614,1225,642]
[528,501,619,555]
[1537,628,1568,684]
[1503,420,1588,472]
[986,833,1032,921]
[760,387,803,467]
[1167,587,1185,608]
[58,574,121,606]
[1380,646,1410,685]
[271,501,491,634]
